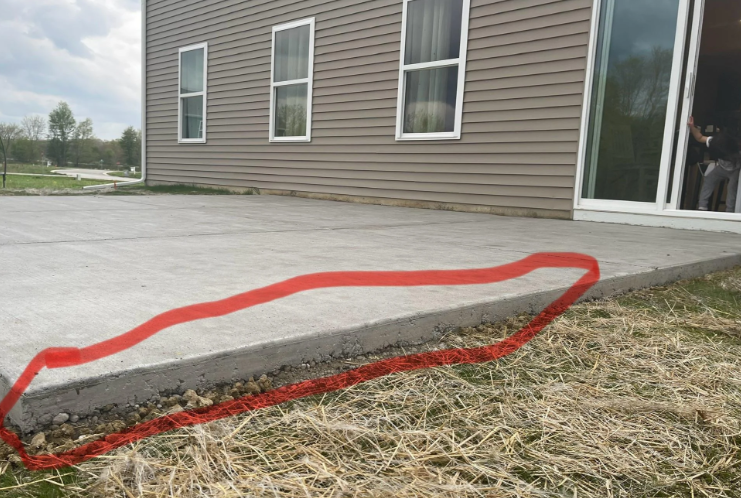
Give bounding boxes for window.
[396,0,470,140]
[270,18,315,142]
[178,43,207,143]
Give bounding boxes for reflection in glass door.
[581,0,687,203]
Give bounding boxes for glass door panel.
[582,0,685,203]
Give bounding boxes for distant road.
[52,168,138,182]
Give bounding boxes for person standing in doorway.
[688,116,740,212]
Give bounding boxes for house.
[143,0,741,233]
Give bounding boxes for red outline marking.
[1,252,599,471]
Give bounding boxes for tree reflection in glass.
[582,0,680,203]
[275,84,307,138]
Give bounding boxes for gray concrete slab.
[1,195,740,431]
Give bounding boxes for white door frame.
[668,0,741,214]
[573,0,741,232]
[574,0,691,213]
[668,0,706,211]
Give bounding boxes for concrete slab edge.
[6,253,741,432]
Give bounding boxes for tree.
[47,102,76,167]
[72,118,95,167]
[0,124,22,188]
[12,138,37,163]
[21,115,46,162]
[91,138,121,167]
[119,126,141,167]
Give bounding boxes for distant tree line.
[0,101,141,182]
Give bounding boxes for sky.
[0,0,141,140]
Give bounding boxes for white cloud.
[0,0,141,139]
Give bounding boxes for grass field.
[0,175,109,191]
[2,163,59,175]
[0,167,254,196]
[1,267,739,497]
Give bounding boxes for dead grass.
[2,268,741,497]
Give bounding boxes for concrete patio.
[1,194,741,432]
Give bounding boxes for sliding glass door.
[579,0,691,209]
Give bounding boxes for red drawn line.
[0,252,600,471]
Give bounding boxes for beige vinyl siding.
[146,0,593,218]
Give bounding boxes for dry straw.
[2,269,740,497]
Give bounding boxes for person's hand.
[688,116,695,128]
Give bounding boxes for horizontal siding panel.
[146,129,578,146]
[147,151,578,166]
[315,41,401,66]
[465,82,584,102]
[209,59,271,78]
[145,140,577,154]
[144,164,575,188]
[468,45,588,71]
[165,104,586,126]
[313,79,398,98]
[471,0,566,17]
[315,70,400,88]
[469,69,585,91]
[147,3,401,54]
[310,128,578,142]
[151,117,580,136]
[144,159,575,177]
[469,32,588,59]
[470,7,591,34]
[146,0,590,218]
[146,175,574,212]
[462,95,584,112]
[475,0,588,27]
[149,0,397,40]
[469,21,588,50]
[145,170,572,199]
[315,33,400,57]
[467,58,587,82]
[315,22,401,45]
[147,16,399,66]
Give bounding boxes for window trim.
[269,17,316,143]
[395,0,471,141]
[178,42,208,144]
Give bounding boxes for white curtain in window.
[404,67,458,133]
[182,95,204,139]
[274,25,310,82]
[405,0,462,65]
[181,49,204,94]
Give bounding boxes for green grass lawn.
[0,176,256,196]
[0,469,78,498]
[3,163,59,175]
[0,175,109,191]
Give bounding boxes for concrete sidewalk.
[1,195,740,431]
[52,168,138,182]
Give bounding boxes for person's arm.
[688,116,708,144]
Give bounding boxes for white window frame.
[178,42,208,144]
[395,0,471,141]
[269,18,316,143]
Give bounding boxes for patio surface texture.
[2,194,741,432]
